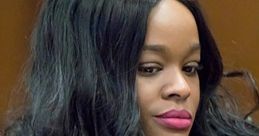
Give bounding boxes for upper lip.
[155,109,192,119]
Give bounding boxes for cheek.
[135,75,163,121]
[136,77,158,110]
[188,78,200,111]
[136,77,159,135]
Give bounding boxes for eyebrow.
[142,43,200,54]
[142,44,167,53]
[187,43,201,54]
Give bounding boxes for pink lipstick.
[154,109,192,130]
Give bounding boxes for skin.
[136,0,201,136]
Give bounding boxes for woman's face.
[136,0,200,136]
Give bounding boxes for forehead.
[145,0,199,46]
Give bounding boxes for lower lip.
[154,117,192,130]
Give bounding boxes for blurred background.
[0,0,259,133]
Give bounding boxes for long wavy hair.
[5,0,259,136]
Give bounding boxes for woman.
[5,0,259,135]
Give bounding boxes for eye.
[138,63,162,76]
[182,61,203,76]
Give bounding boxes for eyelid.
[139,61,159,64]
[187,61,203,70]
[182,61,203,76]
[137,62,163,76]
[184,60,201,66]
[138,62,162,70]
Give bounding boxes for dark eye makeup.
[137,63,162,76]
[182,61,203,76]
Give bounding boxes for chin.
[143,122,192,136]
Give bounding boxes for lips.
[154,109,192,130]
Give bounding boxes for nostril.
[161,82,191,100]
[164,90,190,100]
[167,93,180,98]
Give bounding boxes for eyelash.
[182,63,203,76]
[138,63,162,76]
[138,62,203,77]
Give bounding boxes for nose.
[161,71,191,101]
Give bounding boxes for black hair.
[5,0,259,136]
